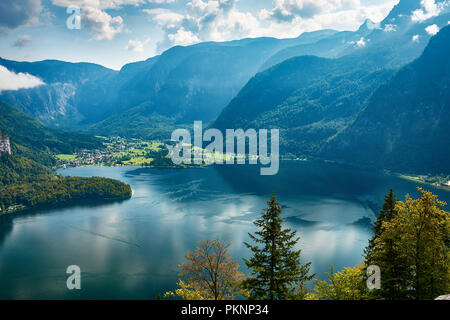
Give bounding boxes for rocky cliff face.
[0,131,11,155]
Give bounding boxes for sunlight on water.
[0,162,449,299]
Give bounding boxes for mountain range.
[0,29,337,131]
[1,0,450,174]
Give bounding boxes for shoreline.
[391,172,450,192]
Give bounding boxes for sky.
[0,0,402,70]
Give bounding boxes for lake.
[0,161,449,299]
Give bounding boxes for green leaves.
[368,188,449,300]
[242,194,314,300]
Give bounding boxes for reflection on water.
[0,161,449,299]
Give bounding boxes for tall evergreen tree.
[242,194,314,300]
[364,189,409,300]
[365,189,397,262]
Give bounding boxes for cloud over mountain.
[411,0,449,23]
[146,0,398,51]
[0,66,45,93]
[426,23,440,34]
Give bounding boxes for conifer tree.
[364,189,409,300]
[365,189,397,262]
[242,194,314,300]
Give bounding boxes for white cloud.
[259,0,398,26]
[260,0,333,22]
[356,37,366,47]
[0,66,45,93]
[145,0,261,50]
[412,34,420,42]
[383,23,396,32]
[411,0,449,23]
[168,28,200,46]
[425,23,440,35]
[0,0,42,33]
[126,39,145,52]
[146,0,399,52]
[51,0,150,40]
[13,35,33,47]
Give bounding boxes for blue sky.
[0,0,400,70]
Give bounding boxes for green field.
[56,154,77,160]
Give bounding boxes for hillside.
[0,100,102,164]
[212,1,450,157]
[0,153,53,187]
[0,58,117,127]
[322,25,450,173]
[0,101,132,213]
[212,52,395,155]
[259,20,376,71]
[3,0,446,141]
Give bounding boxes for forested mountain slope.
[322,25,450,173]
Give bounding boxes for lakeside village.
[55,135,257,169]
[54,136,450,191]
[55,136,176,168]
[1,135,450,216]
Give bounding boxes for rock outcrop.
[0,130,11,155]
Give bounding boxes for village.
[55,136,173,168]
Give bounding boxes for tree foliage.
[307,264,367,300]
[364,189,409,300]
[242,194,315,300]
[0,176,132,211]
[372,188,450,299]
[166,239,244,300]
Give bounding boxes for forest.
[0,138,132,214]
[0,175,132,212]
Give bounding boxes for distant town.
[55,136,175,168]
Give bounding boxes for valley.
[0,0,449,301]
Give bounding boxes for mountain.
[212,0,450,157]
[0,58,117,128]
[322,25,450,173]
[2,0,449,147]
[261,0,450,72]
[87,31,362,138]
[0,100,102,164]
[212,53,395,155]
[259,19,377,71]
[95,0,444,141]
[0,29,336,132]
[352,1,450,69]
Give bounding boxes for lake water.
[0,161,449,299]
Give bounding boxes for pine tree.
[364,189,409,300]
[365,189,397,263]
[242,194,314,300]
